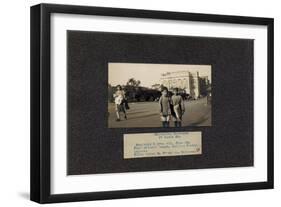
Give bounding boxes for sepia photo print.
[108,63,212,128]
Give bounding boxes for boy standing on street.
[159,87,171,127]
[171,88,185,127]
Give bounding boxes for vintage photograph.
[108,63,212,128]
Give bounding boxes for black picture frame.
[30,3,274,203]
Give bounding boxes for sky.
[108,63,212,88]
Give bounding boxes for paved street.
[108,97,211,128]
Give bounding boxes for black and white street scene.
[108,63,212,128]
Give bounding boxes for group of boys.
[114,86,185,127]
[159,87,185,127]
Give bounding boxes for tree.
[126,78,141,87]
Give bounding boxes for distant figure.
[159,87,170,127]
[171,88,185,127]
[113,85,127,121]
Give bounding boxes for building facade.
[160,70,207,99]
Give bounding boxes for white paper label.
[124,132,202,159]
